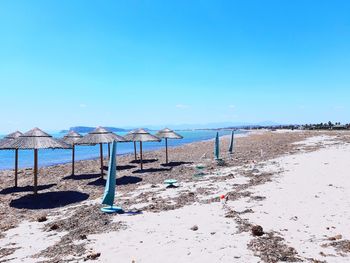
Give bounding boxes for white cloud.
[228,105,235,109]
[79,103,87,108]
[176,104,190,109]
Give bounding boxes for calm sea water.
[0,130,242,170]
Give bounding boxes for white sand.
[0,219,66,262]
[238,142,350,262]
[88,203,259,263]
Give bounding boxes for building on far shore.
[332,125,348,130]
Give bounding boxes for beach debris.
[190,225,199,231]
[250,195,266,202]
[251,225,264,237]
[322,240,350,255]
[248,232,302,262]
[50,224,59,231]
[328,234,342,241]
[37,215,47,222]
[85,252,101,260]
[252,168,260,174]
[216,159,226,166]
[36,204,126,261]
[236,209,254,215]
[0,247,19,259]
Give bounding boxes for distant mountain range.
[139,121,283,130]
[60,122,283,133]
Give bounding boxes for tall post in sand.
[165,138,168,164]
[134,141,137,160]
[100,143,104,178]
[34,149,38,195]
[72,145,75,176]
[15,149,19,187]
[140,141,143,170]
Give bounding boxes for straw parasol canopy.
[2,128,69,149]
[76,127,126,177]
[0,131,23,147]
[77,127,125,145]
[0,131,23,187]
[1,127,69,194]
[61,130,82,145]
[0,131,23,146]
[156,128,183,140]
[124,128,161,170]
[61,131,83,176]
[155,128,183,164]
[124,128,161,142]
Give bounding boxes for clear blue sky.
[1,0,350,132]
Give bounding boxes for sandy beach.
[1,130,350,262]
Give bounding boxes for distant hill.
[143,121,283,130]
[60,126,129,134]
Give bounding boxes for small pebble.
[190,225,198,231]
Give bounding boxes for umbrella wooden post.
[72,144,75,176]
[14,149,18,187]
[108,143,111,159]
[34,149,38,195]
[133,141,137,160]
[155,128,183,165]
[140,141,143,170]
[100,143,104,178]
[165,138,168,164]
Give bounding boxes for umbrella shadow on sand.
[88,175,143,186]
[63,173,101,180]
[0,184,56,195]
[132,167,172,174]
[161,161,193,167]
[10,191,89,210]
[130,159,158,164]
[102,165,138,171]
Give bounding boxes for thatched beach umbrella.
[125,129,139,161]
[1,128,69,194]
[124,128,161,170]
[76,127,126,177]
[61,131,82,176]
[155,128,183,164]
[0,131,23,187]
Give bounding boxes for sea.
[0,129,244,170]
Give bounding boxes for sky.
[0,0,350,133]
